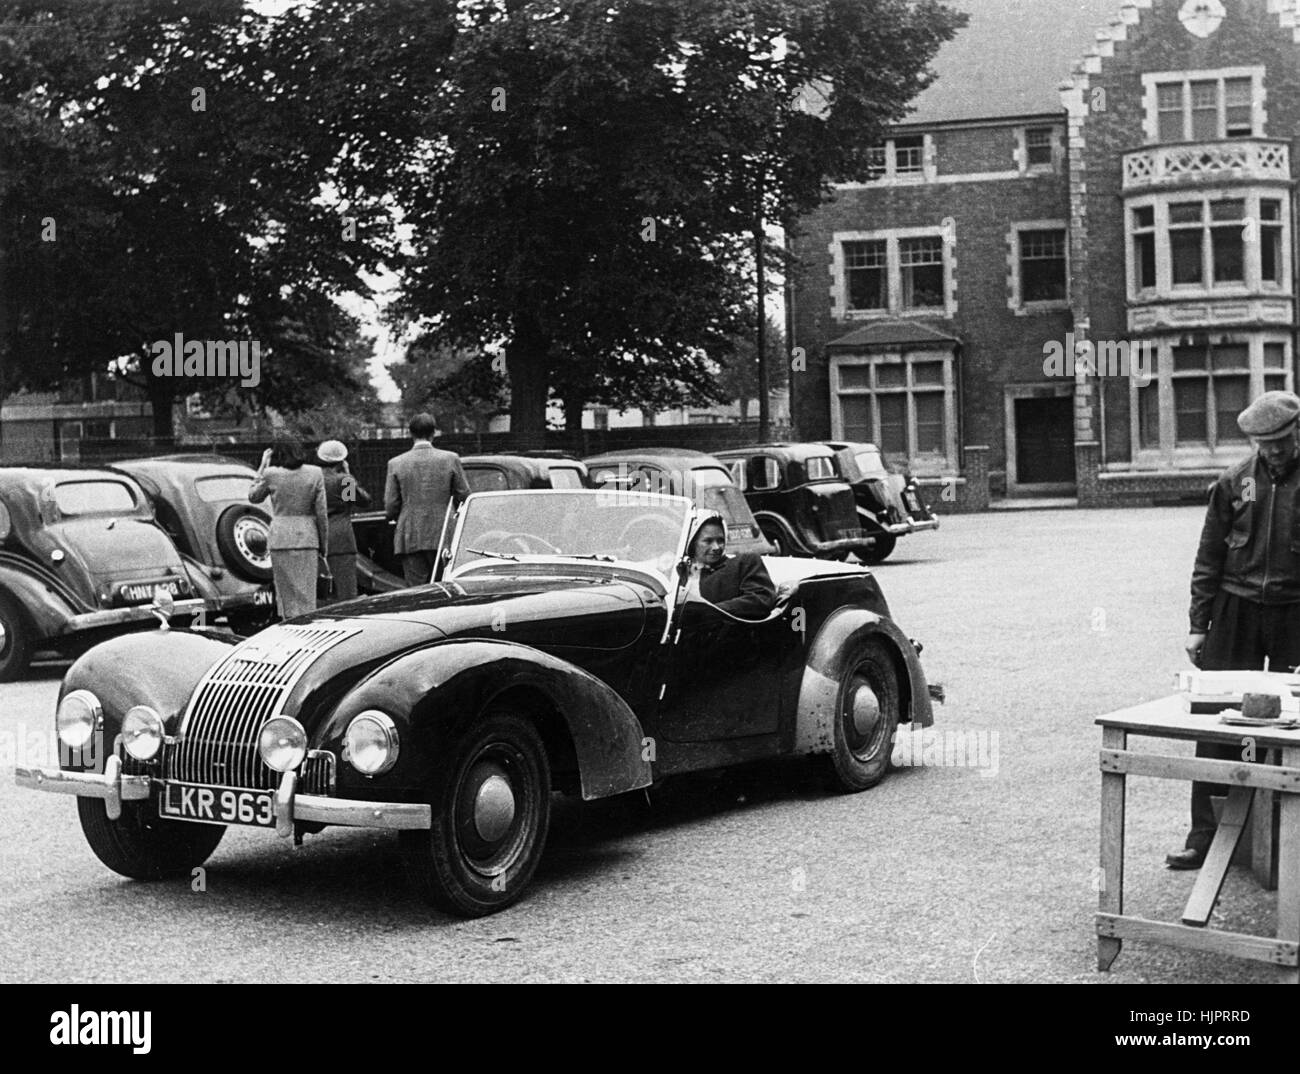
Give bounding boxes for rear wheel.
[823,641,900,792]
[0,590,34,683]
[401,709,551,916]
[759,522,791,557]
[859,534,897,564]
[77,798,225,879]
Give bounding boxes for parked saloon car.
[17,488,933,916]
[351,453,590,593]
[821,441,940,563]
[112,455,277,634]
[714,443,880,562]
[583,447,771,554]
[0,466,206,680]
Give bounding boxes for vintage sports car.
[350,452,590,594]
[821,442,940,563]
[583,447,771,554]
[0,466,206,680]
[111,455,277,634]
[714,443,879,561]
[16,488,933,916]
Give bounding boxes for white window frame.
[1124,189,1292,300]
[831,227,956,320]
[1009,221,1070,313]
[1141,67,1265,143]
[829,350,958,474]
[865,133,935,183]
[1129,332,1294,470]
[1017,125,1061,174]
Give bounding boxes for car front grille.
[164,623,359,791]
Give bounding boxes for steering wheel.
[616,515,682,560]
[473,530,562,555]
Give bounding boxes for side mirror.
[150,588,175,631]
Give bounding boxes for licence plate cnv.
[160,781,275,828]
[252,587,275,606]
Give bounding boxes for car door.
[653,593,802,742]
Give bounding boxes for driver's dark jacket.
[690,552,777,619]
[1190,453,1300,631]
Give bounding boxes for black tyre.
[859,534,897,564]
[0,590,34,683]
[823,640,900,792]
[216,505,273,582]
[77,798,225,879]
[401,710,551,917]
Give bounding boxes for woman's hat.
[317,440,348,463]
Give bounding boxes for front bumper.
[15,760,431,833]
[63,598,208,634]
[856,507,941,537]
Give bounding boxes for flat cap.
[1238,391,1300,439]
[316,439,348,463]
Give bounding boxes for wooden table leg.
[1252,749,1278,891]
[1279,746,1300,984]
[1183,786,1251,926]
[1098,725,1126,971]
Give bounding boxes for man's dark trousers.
[400,550,439,587]
[1188,591,1300,850]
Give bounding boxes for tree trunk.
[506,314,550,450]
[146,373,177,445]
[562,390,586,434]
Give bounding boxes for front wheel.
[822,641,900,792]
[77,798,225,879]
[401,710,551,916]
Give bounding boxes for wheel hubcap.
[850,682,881,738]
[473,772,516,842]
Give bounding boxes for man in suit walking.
[384,412,470,586]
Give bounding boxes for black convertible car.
[16,489,933,916]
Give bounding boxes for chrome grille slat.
[167,624,360,793]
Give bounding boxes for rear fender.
[321,638,652,800]
[0,558,85,639]
[794,607,933,755]
[753,511,807,555]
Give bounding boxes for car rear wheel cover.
[0,591,34,683]
[216,505,273,582]
[401,709,551,917]
[824,640,900,793]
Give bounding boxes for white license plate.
[160,782,274,827]
[118,580,181,604]
[252,587,275,606]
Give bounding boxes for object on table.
[1175,669,1300,714]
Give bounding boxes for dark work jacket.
[691,552,777,619]
[323,470,371,556]
[1190,453,1300,631]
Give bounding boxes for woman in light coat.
[249,438,328,619]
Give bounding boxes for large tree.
[393,0,965,445]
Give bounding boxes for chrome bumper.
[15,762,432,832]
[879,518,941,536]
[63,598,208,634]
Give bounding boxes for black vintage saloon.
[16,489,933,916]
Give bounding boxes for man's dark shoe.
[1165,847,1207,870]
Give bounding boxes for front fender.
[794,607,932,755]
[58,630,240,769]
[320,638,652,800]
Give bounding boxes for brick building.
[788,0,1300,509]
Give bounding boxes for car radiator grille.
[164,623,359,792]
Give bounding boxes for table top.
[1098,694,1300,747]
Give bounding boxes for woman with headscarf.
[316,439,371,602]
[680,511,777,619]
[249,437,328,619]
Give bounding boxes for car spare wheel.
[401,708,551,917]
[77,798,225,880]
[216,505,273,582]
[823,639,900,793]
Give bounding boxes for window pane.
[875,364,905,389]
[911,361,944,386]
[1133,206,1155,229]
[877,395,907,455]
[1210,199,1244,221]
[840,395,871,441]
[1025,127,1053,165]
[1021,228,1067,302]
[1157,82,1184,141]
[1208,344,1248,370]
[1211,224,1244,282]
[1170,229,1203,284]
[1225,78,1253,137]
[847,266,886,310]
[914,394,945,454]
[1215,376,1249,442]
[1169,203,1203,224]
[867,145,887,180]
[893,136,924,173]
[899,236,942,264]
[1266,374,1288,393]
[1135,233,1157,290]
[1173,345,1206,372]
[1261,199,1282,222]
[1174,379,1208,444]
[839,366,871,390]
[901,262,944,308]
[1138,381,1160,449]
[1190,80,1218,140]
[1262,225,1283,285]
[1264,344,1287,368]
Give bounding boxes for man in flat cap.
[1170,389,1300,869]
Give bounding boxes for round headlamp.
[343,711,399,776]
[121,705,164,761]
[56,690,101,749]
[258,715,307,773]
